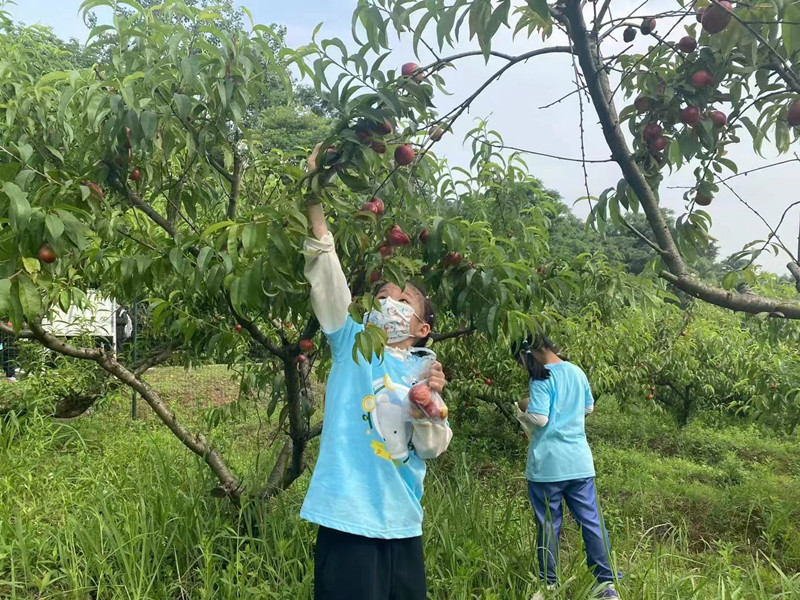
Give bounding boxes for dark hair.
[511,334,558,381]
[377,281,436,347]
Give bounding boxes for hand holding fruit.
[427,361,446,394]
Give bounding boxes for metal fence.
[3,299,240,419]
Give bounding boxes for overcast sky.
[7,0,799,274]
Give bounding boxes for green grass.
[1,367,799,599]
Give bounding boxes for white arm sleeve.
[412,421,453,460]
[515,402,548,438]
[303,233,352,333]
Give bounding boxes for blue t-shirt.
[526,361,596,483]
[300,316,435,539]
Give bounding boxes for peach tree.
[352,0,800,318]
[0,1,595,498]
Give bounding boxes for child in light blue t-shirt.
[512,335,620,600]
[301,144,453,600]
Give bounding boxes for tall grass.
[1,374,799,599]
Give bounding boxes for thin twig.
[466,133,613,164]
[570,44,592,209]
[620,218,666,254]
[718,177,797,263]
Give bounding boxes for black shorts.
[314,526,426,600]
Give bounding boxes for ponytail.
[511,334,560,382]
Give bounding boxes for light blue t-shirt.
[526,361,596,483]
[300,316,435,539]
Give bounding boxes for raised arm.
[303,144,351,333]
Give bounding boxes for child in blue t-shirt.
[512,335,619,600]
[301,145,453,600]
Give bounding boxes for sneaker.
[598,583,620,598]
[6,377,16,382]
[531,584,557,600]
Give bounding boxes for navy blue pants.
[527,477,615,584]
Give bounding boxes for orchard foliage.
[1,0,799,498]
[441,275,800,433]
[352,0,800,318]
[0,0,631,496]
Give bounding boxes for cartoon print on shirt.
[362,371,425,462]
[360,348,436,463]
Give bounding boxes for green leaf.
[140,110,158,140]
[413,12,434,56]
[0,162,21,183]
[775,118,791,154]
[4,182,31,232]
[18,274,41,320]
[45,145,64,163]
[436,8,457,51]
[46,214,64,242]
[174,93,191,121]
[57,210,88,250]
[201,220,233,239]
[337,169,370,192]
[58,86,77,123]
[197,247,214,274]
[525,0,551,21]
[169,247,185,275]
[227,224,240,268]
[22,257,40,274]
[242,224,257,255]
[783,2,800,56]
[668,137,682,167]
[0,279,11,317]
[17,144,33,164]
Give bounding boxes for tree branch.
[476,392,515,426]
[594,0,614,30]
[437,46,574,134]
[225,297,284,358]
[467,132,613,164]
[227,146,243,220]
[262,439,293,498]
[21,321,241,497]
[564,0,687,278]
[620,218,666,255]
[0,322,34,339]
[123,185,177,239]
[133,345,180,377]
[306,422,323,440]
[420,49,519,71]
[430,327,476,343]
[659,271,800,317]
[281,354,308,488]
[788,262,800,293]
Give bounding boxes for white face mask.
[366,297,418,344]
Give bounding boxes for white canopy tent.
[42,292,118,352]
